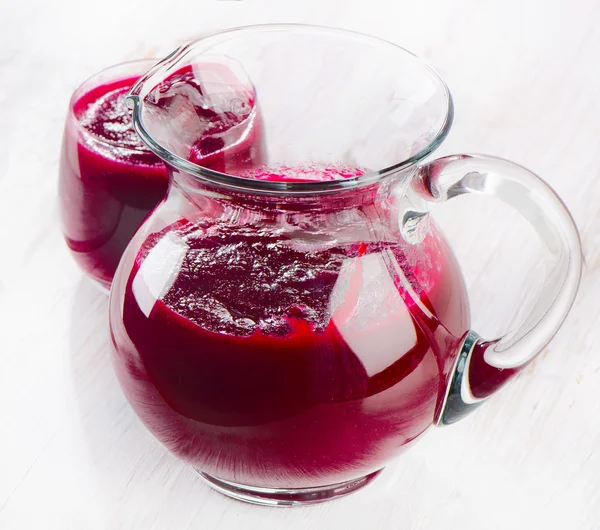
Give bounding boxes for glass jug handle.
[402,154,582,425]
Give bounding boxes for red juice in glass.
[109,165,470,489]
[59,60,265,289]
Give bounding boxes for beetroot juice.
[59,60,265,288]
[109,166,470,489]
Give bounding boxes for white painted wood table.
[1,0,599,528]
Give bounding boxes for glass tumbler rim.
[68,58,161,154]
[127,24,454,196]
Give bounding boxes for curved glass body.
[110,179,469,489]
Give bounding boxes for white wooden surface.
[1,1,599,528]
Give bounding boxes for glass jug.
[108,25,582,506]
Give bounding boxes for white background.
[1,0,599,528]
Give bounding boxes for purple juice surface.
[110,166,470,488]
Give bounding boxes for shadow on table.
[66,277,209,516]
[67,277,183,486]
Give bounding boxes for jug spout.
[126,50,266,179]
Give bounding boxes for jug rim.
[127,24,454,195]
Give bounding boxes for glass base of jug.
[194,468,384,506]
